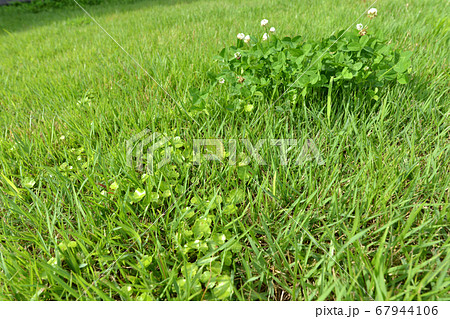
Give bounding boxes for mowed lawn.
[0,0,449,300]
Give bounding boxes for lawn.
[0,0,449,301]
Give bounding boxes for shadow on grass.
[0,0,199,35]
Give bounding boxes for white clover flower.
[244,35,251,43]
[356,24,363,31]
[262,33,269,41]
[237,33,245,40]
[368,8,378,17]
[234,52,241,59]
[269,27,276,33]
[60,135,65,141]
[261,19,268,27]
[219,78,225,84]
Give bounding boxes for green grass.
[0,0,449,300]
